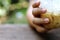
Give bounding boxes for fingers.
[35,26,46,32]
[32,2,48,33]
[32,2,40,8]
[33,23,46,32]
[33,18,49,25]
[32,8,47,17]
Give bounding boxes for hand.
[32,2,49,32]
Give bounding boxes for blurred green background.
[0,0,29,24]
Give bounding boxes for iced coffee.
[39,0,60,29]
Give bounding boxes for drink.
[40,0,60,29]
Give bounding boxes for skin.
[27,1,49,33]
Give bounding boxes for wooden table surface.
[0,24,43,40]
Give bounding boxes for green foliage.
[5,8,28,24]
[0,0,29,24]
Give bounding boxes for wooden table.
[0,24,43,40]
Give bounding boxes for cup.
[39,0,60,29]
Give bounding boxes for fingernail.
[35,2,40,5]
[44,18,49,23]
[41,8,47,13]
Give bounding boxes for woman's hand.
[27,2,49,33]
[32,2,49,24]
